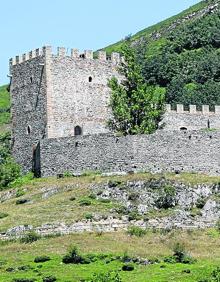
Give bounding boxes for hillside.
[103,0,220,109]
[0,172,220,281]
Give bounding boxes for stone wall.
[40,130,220,177]
[45,47,122,138]
[163,104,220,131]
[10,48,47,173]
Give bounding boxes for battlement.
[166,104,220,115]
[9,46,121,68]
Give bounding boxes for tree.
[108,42,166,135]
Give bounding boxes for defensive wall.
[39,130,220,177]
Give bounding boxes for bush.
[90,271,122,282]
[12,279,35,282]
[69,196,76,201]
[20,231,41,244]
[99,198,111,204]
[128,192,139,201]
[108,180,122,188]
[128,210,141,221]
[127,226,147,237]
[172,242,195,264]
[0,212,8,219]
[79,199,92,206]
[16,199,29,205]
[0,158,21,189]
[62,246,85,264]
[34,256,51,263]
[84,213,94,220]
[196,197,206,209]
[155,185,176,209]
[16,188,25,198]
[42,276,57,282]
[88,193,96,200]
[122,264,134,271]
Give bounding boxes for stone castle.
[9,46,220,177]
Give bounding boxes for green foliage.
[0,158,21,189]
[79,198,92,206]
[12,279,35,282]
[139,9,220,108]
[42,275,57,282]
[127,226,147,237]
[0,212,8,219]
[198,267,220,282]
[108,41,165,135]
[155,185,176,209]
[172,242,195,264]
[89,271,122,282]
[122,264,135,271]
[20,231,41,244]
[34,256,51,263]
[62,246,88,264]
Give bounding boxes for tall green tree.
[108,42,166,135]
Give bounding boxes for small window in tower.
[74,126,82,136]
[180,127,187,131]
[30,77,33,83]
[89,76,92,82]
[27,125,31,135]
[80,54,85,59]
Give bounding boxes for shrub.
[196,197,206,209]
[16,199,29,205]
[108,180,122,188]
[128,192,139,201]
[12,279,35,282]
[90,271,122,282]
[62,246,85,264]
[155,185,176,209]
[0,212,8,219]
[84,213,94,220]
[172,242,195,264]
[122,264,134,271]
[16,188,25,198]
[20,231,41,244]
[69,196,76,201]
[127,226,147,237]
[88,193,96,200]
[34,256,51,263]
[99,198,111,204]
[42,276,57,282]
[0,158,21,189]
[128,210,141,221]
[79,199,92,206]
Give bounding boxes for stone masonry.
[9,46,220,176]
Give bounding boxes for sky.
[0,0,201,85]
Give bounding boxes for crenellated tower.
[9,46,122,173]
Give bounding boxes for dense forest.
[105,0,220,110]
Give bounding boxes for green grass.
[102,0,209,54]
[0,229,219,281]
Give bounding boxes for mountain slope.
[103,0,220,109]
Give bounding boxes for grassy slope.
[102,0,208,54]
[0,229,219,282]
[0,173,220,281]
[1,172,220,232]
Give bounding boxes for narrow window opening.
[74,126,82,136]
[89,76,92,82]
[80,54,85,59]
[207,119,210,129]
[30,77,33,83]
[27,126,31,135]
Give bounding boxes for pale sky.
[0,0,200,84]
